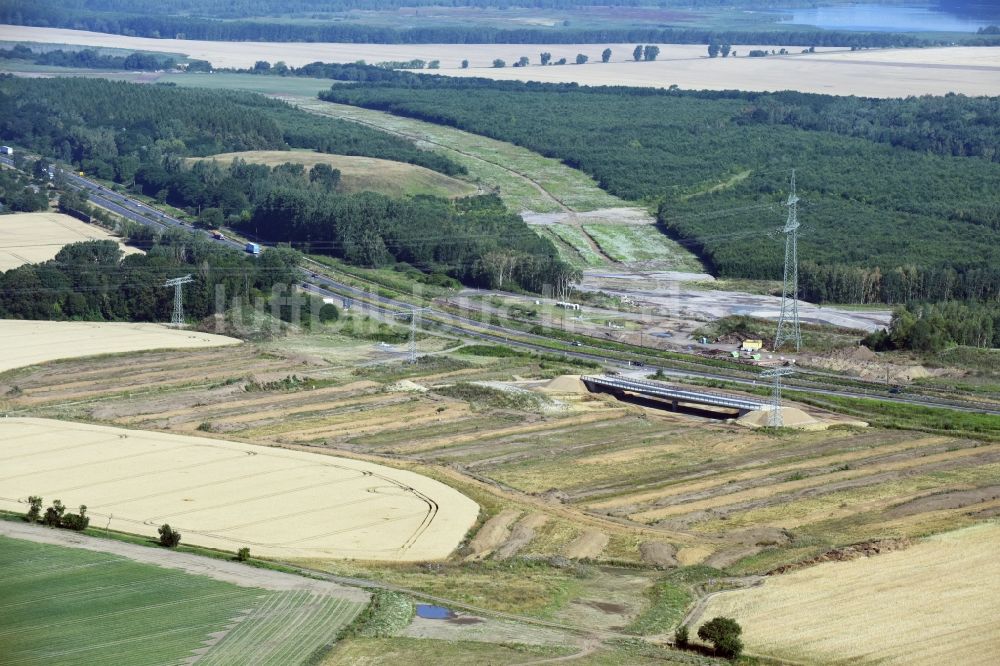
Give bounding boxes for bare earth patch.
[696,523,1000,665]
[0,418,479,561]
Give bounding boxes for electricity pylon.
[394,306,431,363]
[163,275,194,326]
[774,170,802,352]
[761,367,794,427]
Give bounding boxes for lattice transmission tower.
[760,366,794,427]
[394,306,431,363]
[774,170,802,352]
[163,274,194,326]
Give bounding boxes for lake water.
[780,4,995,33]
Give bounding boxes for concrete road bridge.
[582,375,765,417]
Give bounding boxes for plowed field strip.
[122,381,378,422]
[20,360,288,400]
[588,436,961,511]
[277,405,470,442]
[391,409,628,454]
[585,434,947,511]
[5,349,250,386]
[633,445,999,522]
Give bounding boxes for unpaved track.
[0,521,368,602]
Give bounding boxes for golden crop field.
[0,211,139,271]
[0,320,239,373]
[0,417,479,560]
[192,150,477,199]
[696,523,1000,665]
[4,25,997,97]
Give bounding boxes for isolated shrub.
[62,505,90,531]
[43,500,66,527]
[25,495,43,522]
[698,616,743,659]
[237,547,251,562]
[675,624,689,647]
[158,524,182,548]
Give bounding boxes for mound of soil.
[884,485,1000,519]
[738,407,818,428]
[538,375,588,394]
[466,509,520,559]
[639,541,678,568]
[768,538,912,575]
[563,530,609,560]
[494,513,548,560]
[385,379,428,393]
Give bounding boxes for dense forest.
[321,82,1000,304]
[135,155,575,293]
[2,1,967,47]
[0,45,176,71]
[0,77,572,294]
[0,77,462,178]
[0,236,301,323]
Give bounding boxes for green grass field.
[583,224,703,270]
[0,536,365,666]
[160,71,337,97]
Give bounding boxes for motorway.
[4,155,998,416]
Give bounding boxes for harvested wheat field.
[0,320,240,373]
[192,150,477,199]
[0,418,479,560]
[438,45,1000,97]
[696,522,1000,665]
[0,211,139,270]
[4,25,996,96]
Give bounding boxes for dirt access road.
[0,520,368,602]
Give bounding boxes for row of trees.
[0,234,301,323]
[24,496,90,531]
[799,262,1000,306]
[0,45,175,71]
[320,80,1000,305]
[6,1,977,47]
[865,302,1000,352]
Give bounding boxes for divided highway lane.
[7,160,999,416]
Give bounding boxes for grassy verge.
[343,590,414,638]
[787,391,1000,439]
[324,638,575,665]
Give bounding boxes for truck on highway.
[0,146,12,156]
[212,231,225,240]
[245,242,261,255]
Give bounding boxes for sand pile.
[385,379,428,393]
[537,375,588,394]
[805,346,936,384]
[738,407,819,429]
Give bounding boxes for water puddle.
[415,604,455,620]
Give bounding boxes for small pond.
[415,604,456,620]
